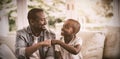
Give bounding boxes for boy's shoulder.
[74,37,83,45]
[76,37,82,41]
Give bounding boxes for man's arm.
[51,40,81,55]
[15,32,51,58]
[25,40,51,57]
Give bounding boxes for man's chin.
[40,27,46,31]
[61,33,64,36]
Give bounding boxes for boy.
[51,19,82,59]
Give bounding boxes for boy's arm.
[51,40,81,55]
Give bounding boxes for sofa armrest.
[0,44,17,59]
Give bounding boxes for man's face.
[30,12,47,31]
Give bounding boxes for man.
[15,8,56,59]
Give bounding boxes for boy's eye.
[65,25,67,28]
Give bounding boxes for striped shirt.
[15,26,56,59]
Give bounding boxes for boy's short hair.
[67,19,80,34]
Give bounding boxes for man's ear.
[29,19,34,25]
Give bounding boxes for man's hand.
[41,40,51,47]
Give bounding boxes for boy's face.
[61,21,74,36]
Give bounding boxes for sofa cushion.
[77,31,105,59]
[0,44,16,59]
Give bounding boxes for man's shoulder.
[45,29,55,35]
[16,27,29,35]
[45,29,56,39]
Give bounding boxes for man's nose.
[41,20,46,25]
[44,20,47,25]
[61,28,64,31]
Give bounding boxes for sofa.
[103,26,120,59]
[0,34,17,59]
[0,26,119,59]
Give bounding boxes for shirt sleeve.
[55,45,61,51]
[46,56,54,59]
[15,31,27,59]
[54,37,63,51]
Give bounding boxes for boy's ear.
[73,32,76,35]
[72,27,77,35]
[72,31,76,35]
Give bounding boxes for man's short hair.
[27,8,44,21]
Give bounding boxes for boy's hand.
[51,40,56,45]
[51,40,60,45]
